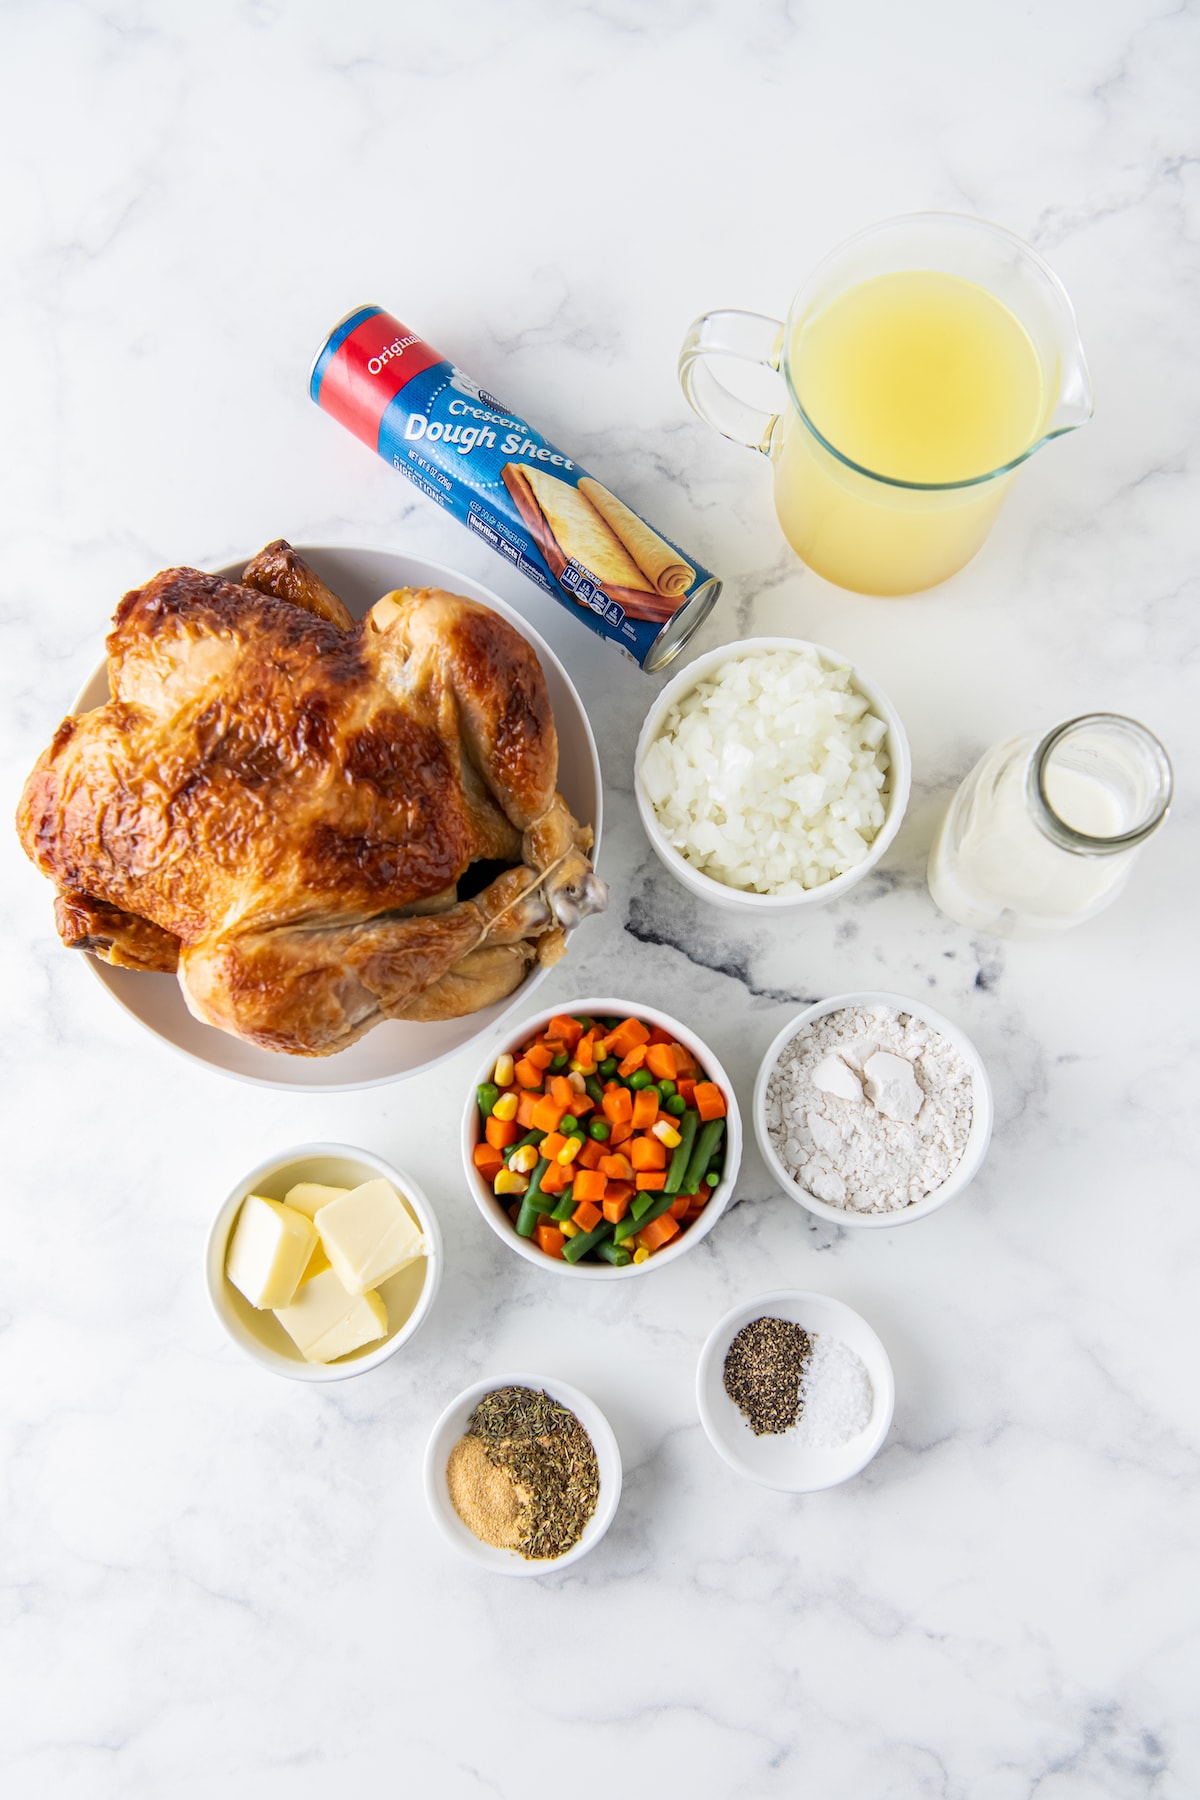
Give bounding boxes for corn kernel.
[567,1070,586,1094]
[559,1220,580,1239]
[556,1135,584,1166]
[568,1056,594,1075]
[632,1246,650,1264]
[493,1052,515,1087]
[491,1091,519,1122]
[508,1144,538,1174]
[651,1120,682,1147]
[493,1170,529,1197]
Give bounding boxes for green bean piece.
[573,1015,594,1031]
[598,1056,618,1079]
[665,1093,687,1116]
[665,1109,700,1194]
[681,1119,725,1196]
[550,1187,577,1223]
[514,1157,555,1236]
[558,1114,578,1137]
[562,1220,614,1264]
[630,1189,676,1228]
[477,1081,500,1120]
[588,1118,610,1141]
[705,1170,721,1190]
[657,1079,676,1099]
[513,1128,546,1152]
[584,1075,605,1105]
[614,1213,642,1243]
[549,1051,569,1073]
[628,1068,654,1090]
[595,1238,632,1268]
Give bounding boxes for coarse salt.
[794,1334,873,1449]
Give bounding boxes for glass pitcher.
[927,714,1172,938]
[679,213,1093,595]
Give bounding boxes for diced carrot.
[638,1214,679,1252]
[572,1198,604,1232]
[485,1116,519,1150]
[539,1131,566,1161]
[602,1086,633,1125]
[610,1118,633,1148]
[607,1017,650,1059]
[677,1077,696,1107]
[578,1139,605,1171]
[539,1160,569,1195]
[526,1042,554,1070]
[635,1172,667,1192]
[604,1178,635,1207]
[602,1193,631,1225]
[694,1081,727,1121]
[667,1197,690,1220]
[516,1093,540,1128]
[547,1014,584,1050]
[646,1026,675,1046]
[629,1135,666,1171]
[645,1043,678,1083]
[549,1074,574,1108]
[670,1042,698,1078]
[697,1181,711,1204]
[572,1094,594,1117]
[532,1094,568,1133]
[535,1224,567,1259]
[508,1203,522,1224]
[631,1088,659,1131]
[617,1043,647,1078]
[599,1152,634,1181]
[473,1143,504,1177]
[515,1057,544,1088]
[573,1170,607,1205]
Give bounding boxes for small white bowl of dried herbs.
[423,1374,622,1576]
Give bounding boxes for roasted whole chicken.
[17,542,607,1055]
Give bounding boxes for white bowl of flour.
[753,992,993,1227]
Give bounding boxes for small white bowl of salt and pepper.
[753,990,993,1229]
[696,1290,895,1492]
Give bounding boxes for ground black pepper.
[722,1316,813,1435]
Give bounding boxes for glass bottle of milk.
[927,713,1172,938]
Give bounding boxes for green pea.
[549,1051,569,1072]
[588,1118,610,1141]
[558,1114,578,1137]
[598,1056,618,1079]
[628,1068,654,1090]
[657,1079,676,1099]
[666,1093,687,1116]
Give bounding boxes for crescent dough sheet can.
[309,305,721,671]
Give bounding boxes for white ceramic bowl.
[70,544,603,1091]
[423,1372,622,1575]
[634,635,911,914]
[753,990,993,1227]
[461,996,742,1279]
[205,1141,443,1381]
[696,1289,895,1491]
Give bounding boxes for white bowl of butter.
[206,1142,443,1381]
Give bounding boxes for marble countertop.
[3,3,1197,1796]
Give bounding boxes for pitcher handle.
[678,309,785,456]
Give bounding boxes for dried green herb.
[723,1316,813,1436]
[466,1385,600,1560]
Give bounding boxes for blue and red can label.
[309,306,720,670]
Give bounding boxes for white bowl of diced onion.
[634,637,911,912]
[205,1142,443,1381]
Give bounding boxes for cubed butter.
[300,1242,331,1285]
[284,1181,349,1219]
[226,1194,318,1309]
[273,1268,388,1363]
[314,1178,424,1296]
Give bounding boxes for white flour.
[765,1004,974,1212]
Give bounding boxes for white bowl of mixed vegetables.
[462,998,742,1278]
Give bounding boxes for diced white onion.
[642,648,891,895]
